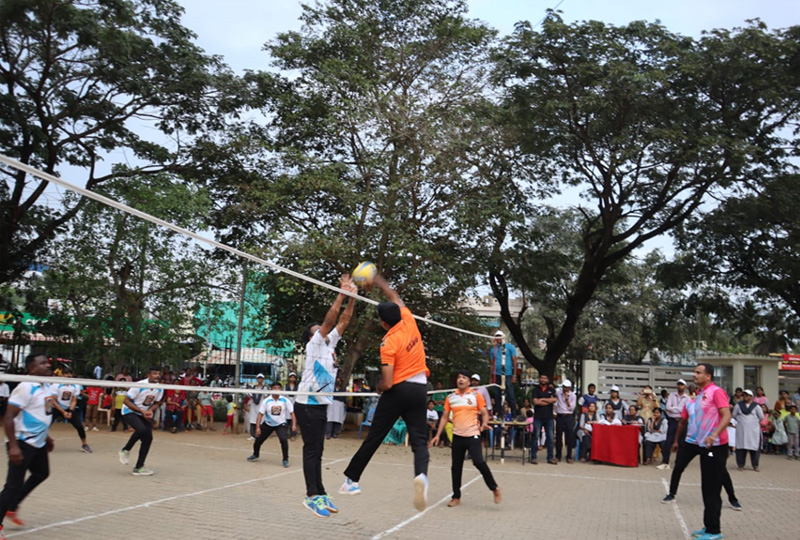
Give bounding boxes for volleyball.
[352,261,377,286]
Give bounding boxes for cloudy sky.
[177,0,800,73]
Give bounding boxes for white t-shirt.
[122,379,164,416]
[0,383,10,399]
[247,387,267,424]
[8,382,53,448]
[258,396,294,426]
[53,383,81,409]
[296,328,340,406]
[426,409,439,423]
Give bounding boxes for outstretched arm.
[319,275,350,339]
[336,276,358,336]
[373,275,405,309]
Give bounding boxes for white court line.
[370,474,483,540]
[662,478,690,539]
[8,458,347,538]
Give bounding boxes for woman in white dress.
[733,389,764,471]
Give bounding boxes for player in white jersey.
[0,354,55,538]
[50,369,91,453]
[295,274,357,518]
[247,382,297,466]
[119,367,164,476]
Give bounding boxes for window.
[744,366,760,391]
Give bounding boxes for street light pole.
[234,263,247,433]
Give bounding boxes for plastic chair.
[358,404,378,439]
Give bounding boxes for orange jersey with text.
[381,307,429,385]
[444,388,486,437]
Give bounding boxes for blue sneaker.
[282,459,289,468]
[413,473,428,511]
[303,496,331,518]
[695,534,723,540]
[338,478,361,495]
[692,528,706,538]
[321,495,339,513]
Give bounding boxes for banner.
[781,354,800,371]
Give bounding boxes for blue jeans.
[531,417,554,461]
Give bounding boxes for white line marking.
[370,474,483,540]
[662,478,690,539]
[8,458,347,537]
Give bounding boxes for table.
[590,424,640,467]
[485,421,530,464]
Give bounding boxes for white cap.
[256,373,265,379]
[562,379,572,387]
[610,385,620,392]
[744,389,754,396]
[289,372,297,377]
[494,330,505,338]
[471,374,480,381]
[677,379,686,385]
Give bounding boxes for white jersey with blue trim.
[8,382,54,448]
[53,383,81,409]
[122,379,164,415]
[258,395,293,426]
[295,328,339,406]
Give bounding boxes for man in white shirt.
[247,382,296,467]
[554,380,577,463]
[0,378,9,418]
[0,354,55,535]
[119,367,164,476]
[50,370,91,453]
[663,378,689,469]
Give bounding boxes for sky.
[178,0,800,74]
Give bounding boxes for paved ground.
[1,422,798,540]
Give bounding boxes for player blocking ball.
[351,261,377,287]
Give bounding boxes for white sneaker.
[132,467,154,476]
[92,427,99,432]
[246,436,255,441]
[119,449,130,465]
[338,478,361,495]
[413,473,428,511]
[656,464,671,470]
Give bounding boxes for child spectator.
[426,400,438,441]
[783,404,800,459]
[221,395,236,435]
[769,408,788,454]
[579,383,598,414]
[165,389,185,433]
[84,384,104,432]
[198,390,215,431]
[111,388,129,432]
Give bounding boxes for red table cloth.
[590,424,640,467]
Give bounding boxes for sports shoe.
[283,459,289,468]
[5,511,24,526]
[691,528,706,537]
[729,500,743,511]
[695,534,723,540]
[662,494,676,504]
[413,473,428,511]
[92,426,99,432]
[132,467,154,476]
[119,449,130,465]
[338,478,361,495]
[246,454,259,462]
[303,496,331,518]
[246,436,255,441]
[321,495,339,513]
[82,444,92,453]
[657,463,671,470]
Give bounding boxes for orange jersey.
[380,307,429,385]
[444,388,486,437]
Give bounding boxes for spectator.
[624,405,644,428]
[0,377,9,418]
[426,400,438,441]
[469,375,493,415]
[659,389,669,410]
[729,388,744,406]
[221,395,236,435]
[431,381,447,420]
[326,377,347,440]
[578,402,599,461]
[245,374,267,440]
[598,403,622,425]
[753,386,769,409]
[784,405,800,460]
[578,383,598,413]
[759,404,771,455]
[530,374,556,465]
[775,390,792,415]
[663,379,690,470]
[164,388,186,433]
[115,366,132,383]
[286,372,299,440]
[489,330,517,413]
[733,389,764,471]
[93,363,102,380]
[636,386,656,423]
[519,398,532,417]
[84,384,104,432]
[605,385,628,422]
[197,389,215,431]
[768,409,788,454]
[111,387,129,432]
[554,379,577,463]
[643,407,668,465]
[792,387,800,409]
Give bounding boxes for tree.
[206,0,498,382]
[0,0,237,284]
[32,174,234,372]
[488,16,800,378]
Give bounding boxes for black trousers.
[0,441,49,523]
[664,417,685,464]
[253,423,289,460]
[491,374,516,413]
[111,409,129,431]
[55,410,86,441]
[451,434,497,499]
[122,413,153,469]
[699,444,728,535]
[735,448,760,469]
[344,381,429,482]
[555,414,576,460]
[644,439,668,461]
[668,442,736,502]
[294,403,328,497]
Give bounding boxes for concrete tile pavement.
[1,423,798,540]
